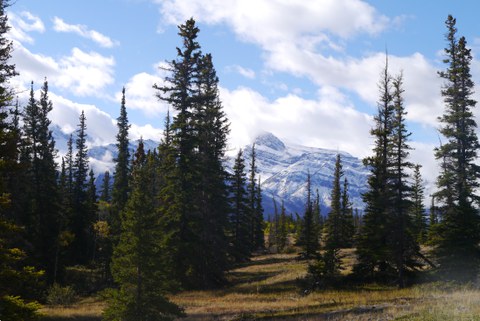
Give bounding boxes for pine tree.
[105,141,183,321]
[247,143,257,251]
[355,58,395,280]
[71,110,92,264]
[340,177,355,248]
[111,87,130,239]
[22,79,60,282]
[411,165,427,243]
[325,155,343,250]
[194,53,230,286]
[229,149,250,262]
[388,73,421,288]
[433,15,480,281]
[297,172,319,259]
[0,1,42,318]
[154,19,231,287]
[100,171,111,202]
[154,18,203,288]
[254,177,265,249]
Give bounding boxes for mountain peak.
[254,132,286,151]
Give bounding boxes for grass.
[41,249,480,320]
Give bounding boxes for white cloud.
[158,0,388,43]
[52,16,119,48]
[226,65,255,79]
[7,11,45,44]
[220,86,374,158]
[11,43,115,97]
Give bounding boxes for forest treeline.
[0,0,479,319]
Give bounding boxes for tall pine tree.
[433,15,480,281]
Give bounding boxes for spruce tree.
[22,80,60,282]
[411,165,427,243]
[229,149,250,262]
[340,177,355,247]
[105,141,183,321]
[247,143,257,251]
[155,18,231,287]
[254,177,265,249]
[100,171,111,202]
[194,53,230,286]
[355,59,395,280]
[71,110,92,264]
[297,172,319,259]
[433,15,480,281]
[388,73,421,288]
[0,1,42,318]
[111,87,130,239]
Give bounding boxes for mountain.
[239,132,369,216]
[52,125,369,216]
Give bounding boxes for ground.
[41,250,480,320]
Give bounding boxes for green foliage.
[106,143,183,321]
[154,18,230,288]
[230,149,251,262]
[433,15,480,282]
[0,295,42,321]
[355,60,421,287]
[297,172,320,259]
[46,283,76,306]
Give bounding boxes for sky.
[7,0,480,190]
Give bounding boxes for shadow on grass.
[258,302,388,320]
[235,256,294,268]
[227,270,279,287]
[43,317,101,321]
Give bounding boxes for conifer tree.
[325,155,343,251]
[0,1,42,318]
[194,53,230,286]
[340,177,355,247]
[411,165,427,243]
[111,87,130,239]
[433,15,480,281]
[247,144,257,251]
[355,59,395,280]
[229,149,250,262]
[22,80,60,282]
[388,73,421,288]
[155,18,231,287]
[71,110,92,264]
[254,177,265,249]
[100,171,111,202]
[105,141,183,321]
[297,172,319,259]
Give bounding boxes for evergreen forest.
[2,1,480,319]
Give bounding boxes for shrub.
[46,283,76,306]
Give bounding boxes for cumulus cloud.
[155,0,444,130]
[220,86,374,158]
[11,43,115,97]
[7,11,45,44]
[52,17,119,48]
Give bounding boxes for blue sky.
[7,0,480,187]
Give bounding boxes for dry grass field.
[41,250,480,320]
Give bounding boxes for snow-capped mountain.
[52,125,369,216]
[239,132,369,216]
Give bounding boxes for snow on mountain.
[52,125,369,216]
[240,132,369,216]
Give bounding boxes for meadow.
[41,249,480,321]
